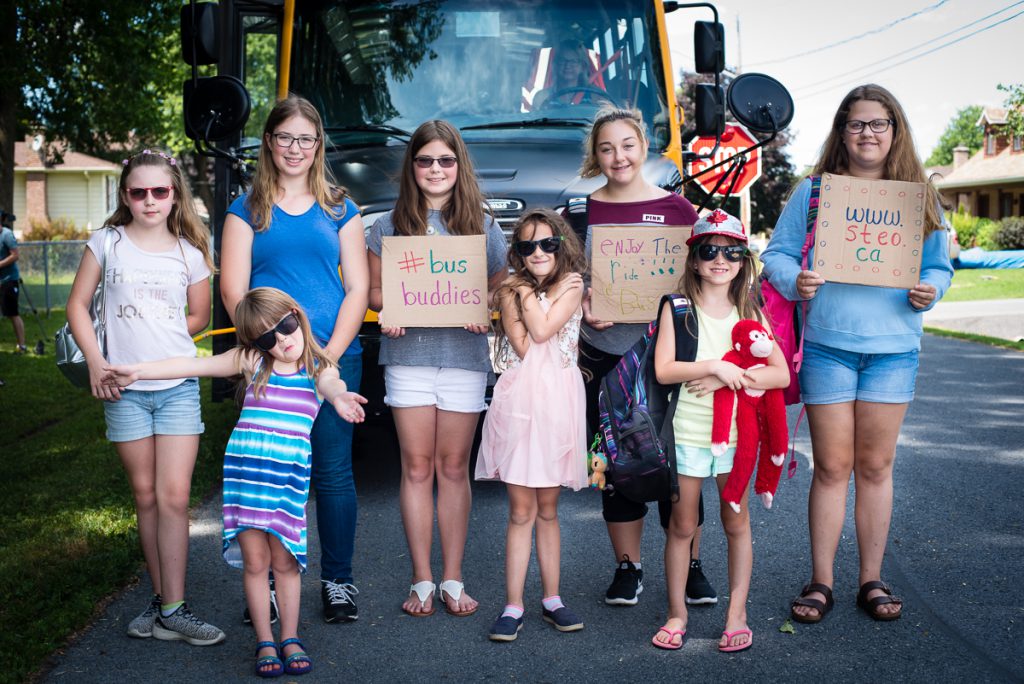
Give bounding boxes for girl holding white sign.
[367,120,507,618]
[761,84,953,623]
[475,208,589,641]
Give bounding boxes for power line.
[747,0,951,67]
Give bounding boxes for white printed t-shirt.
[87,226,211,391]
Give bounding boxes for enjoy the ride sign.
[687,123,762,195]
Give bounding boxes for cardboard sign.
[590,225,692,323]
[381,235,488,327]
[813,173,926,289]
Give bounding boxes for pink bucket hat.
[686,208,748,246]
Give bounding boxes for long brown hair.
[812,83,943,237]
[676,235,763,330]
[233,287,334,399]
[392,120,490,236]
[104,150,214,273]
[579,107,649,179]
[247,95,348,233]
[492,209,586,367]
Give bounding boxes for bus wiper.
[461,118,590,131]
[325,124,412,140]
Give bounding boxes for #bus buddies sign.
[590,225,692,323]
[813,173,926,289]
[381,235,488,328]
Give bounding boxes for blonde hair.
[247,95,348,233]
[579,107,649,179]
[392,120,491,237]
[233,287,334,399]
[104,150,214,272]
[676,235,763,331]
[812,84,943,237]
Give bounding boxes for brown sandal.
[857,580,902,621]
[790,582,834,624]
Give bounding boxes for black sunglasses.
[513,236,563,257]
[413,155,458,169]
[697,244,748,262]
[254,312,299,352]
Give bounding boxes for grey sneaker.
[126,594,161,638]
[152,603,226,646]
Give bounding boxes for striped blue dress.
[222,363,321,572]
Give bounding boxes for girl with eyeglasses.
[761,84,953,624]
[102,287,367,677]
[650,210,789,652]
[367,120,508,618]
[474,209,588,642]
[66,149,222,645]
[221,96,369,625]
[572,107,718,612]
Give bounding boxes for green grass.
[924,326,1024,351]
[0,310,236,684]
[944,268,1024,302]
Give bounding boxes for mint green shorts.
[675,443,736,478]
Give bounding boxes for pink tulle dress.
[475,294,588,490]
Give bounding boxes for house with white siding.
[12,136,121,235]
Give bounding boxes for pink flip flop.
[719,627,753,653]
[651,626,686,650]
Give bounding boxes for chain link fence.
[15,240,87,315]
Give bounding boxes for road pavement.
[41,334,1024,683]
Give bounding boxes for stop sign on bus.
[687,124,762,195]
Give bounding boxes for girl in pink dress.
[475,209,588,641]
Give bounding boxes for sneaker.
[605,557,643,606]
[14,345,27,354]
[321,580,359,623]
[243,577,279,625]
[686,558,719,605]
[126,594,162,638]
[151,603,226,646]
[542,605,584,632]
[488,614,524,642]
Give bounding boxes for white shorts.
[384,365,487,413]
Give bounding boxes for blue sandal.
[254,641,283,678]
[280,637,312,676]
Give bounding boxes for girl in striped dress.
[103,287,367,678]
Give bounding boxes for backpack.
[761,175,821,405]
[597,294,696,503]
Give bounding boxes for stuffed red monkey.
[710,319,789,513]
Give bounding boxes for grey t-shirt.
[367,209,508,373]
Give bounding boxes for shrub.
[948,207,982,248]
[975,219,1001,251]
[993,216,1024,250]
[24,217,90,241]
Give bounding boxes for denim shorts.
[799,341,919,405]
[104,378,204,442]
[384,365,487,413]
[675,443,737,478]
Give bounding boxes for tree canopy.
[998,83,1024,138]
[925,105,984,167]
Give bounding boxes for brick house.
[933,108,1024,220]
[12,136,121,235]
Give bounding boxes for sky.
[665,0,1024,170]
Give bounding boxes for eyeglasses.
[127,186,172,201]
[413,155,458,169]
[843,119,894,134]
[513,236,563,257]
[696,244,748,262]
[272,133,320,149]
[254,312,299,352]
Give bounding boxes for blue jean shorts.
[104,378,204,442]
[675,443,737,478]
[799,341,919,405]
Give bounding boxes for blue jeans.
[311,353,362,583]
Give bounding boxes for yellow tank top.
[673,304,740,448]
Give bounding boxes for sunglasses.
[254,312,299,352]
[513,236,563,257]
[127,186,172,201]
[697,244,748,262]
[413,155,458,169]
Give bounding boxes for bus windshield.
[293,0,671,148]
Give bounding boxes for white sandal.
[403,580,436,617]
[439,579,477,617]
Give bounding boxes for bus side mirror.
[181,2,219,66]
[183,76,251,141]
[694,21,724,74]
[694,84,724,138]
[726,73,794,133]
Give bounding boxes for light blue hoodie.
[760,177,954,354]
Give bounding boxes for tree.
[925,105,984,167]
[998,83,1024,138]
[676,71,796,234]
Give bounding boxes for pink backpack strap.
[792,176,822,375]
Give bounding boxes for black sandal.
[857,580,902,621]
[790,582,834,624]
